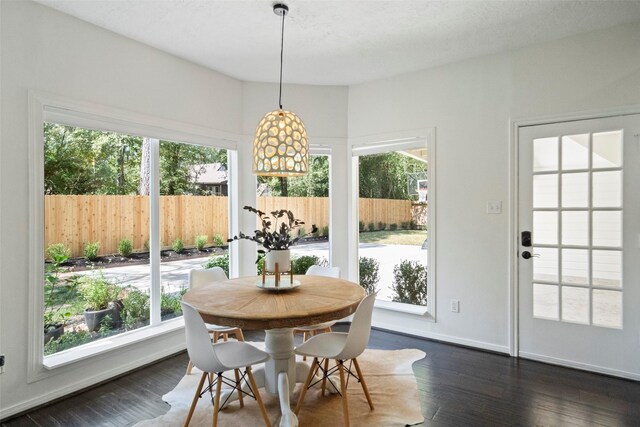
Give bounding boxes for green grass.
[359,230,427,246]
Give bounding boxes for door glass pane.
[592,130,622,168]
[592,290,622,329]
[562,134,589,170]
[561,173,588,208]
[533,284,558,320]
[593,211,622,247]
[533,174,558,208]
[533,137,559,172]
[562,249,589,285]
[533,212,557,245]
[592,250,622,288]
[533,247,558,283]
[561,211,588,246]
[593,171,622,208]
[562,286,590,324]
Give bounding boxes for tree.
[258,155,329,197]
[138,137,151,195]
[159,140,227,195]
[359,152,426,200]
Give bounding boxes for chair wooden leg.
[233,368,244,408]
[302,331,309,361]
[295,357,318,415]
[186,359,194,375]
[212,331,220,343]
[235,328,245,342]
[212,373,223,427]
[338,360,350,427]
[352,358,374,410]
[320,358,329,396]
[246,367,271,427]
[223,333,228,342]
[184,372,207,427]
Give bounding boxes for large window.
[256,154,331,273]
[34,99,235,367]
[352,135,434,313]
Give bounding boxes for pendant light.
[252,3,308,176]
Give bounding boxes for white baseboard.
[0,342,186,421]
[519,351,640,381]
[371,319,510,354]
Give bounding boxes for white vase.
[264,249,291,273]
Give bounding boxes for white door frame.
[508,104,640,357]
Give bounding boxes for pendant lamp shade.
[253,3,309,177]
[253,109,308,176]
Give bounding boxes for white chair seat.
[295,332,348,359]
[294,320,336,331]
[213,341,270,370]
[205,323,241,333]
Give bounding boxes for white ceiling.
[35,0,640,86]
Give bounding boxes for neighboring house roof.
[191,163,228,185]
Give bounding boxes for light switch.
[486,201,502,214]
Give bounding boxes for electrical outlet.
[0,354,5,374]
[450,299,460,313]
[486,201,502,214]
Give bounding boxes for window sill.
[374,299,433,319]
[43,318,185,369]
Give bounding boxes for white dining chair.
[181,301,271,427]
[186,268,245,375]
[294,292,376,427]
[293,265,341,360]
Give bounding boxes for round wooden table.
[183,275,365,427]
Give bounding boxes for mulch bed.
[53,246,228,272]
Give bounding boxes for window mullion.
[149,138,161,326]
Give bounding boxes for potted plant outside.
[228,206,317,272]
[78,274,122,332]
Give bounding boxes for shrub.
[172,238,185,254]
[410,220,417,230]
[377,222,386,231]
[203,254,230,277]
[195,235,208,251]
[297,227,306,237]
[292,255,328,275]
[359,221,365,232]
[367,222,375,232]
[312,227,320,237]
[358,257,379,295]
[389,223,398,231]
[44,330,92,355]
[391,260,428,306]
[161,289,183,315]
[98,314,114,334]
[118,238,133,257]
[144,239,150,251]
[46,243,71,263]
[83,241,100,261]
[121,288,150,330]
[213,233,225,246]
[322,225,329,237]
[401,221,410,230]
[77,275,121,311]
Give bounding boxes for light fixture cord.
[278,9,285,110]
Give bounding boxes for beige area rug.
[136,345,425,427]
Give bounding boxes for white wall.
[349,22,640,351]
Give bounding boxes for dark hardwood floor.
[3,326,639,426]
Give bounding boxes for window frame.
[348,129,436,319]
[28,91,239,381]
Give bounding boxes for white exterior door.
[518,115,640,379]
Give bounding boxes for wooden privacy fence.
[45,195,412,257]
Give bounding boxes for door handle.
[521,251,540,259]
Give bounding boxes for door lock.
[521,231,532,247]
